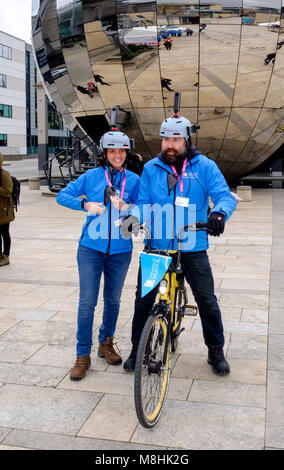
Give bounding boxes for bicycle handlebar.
[141,222,209,270]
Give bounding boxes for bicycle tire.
[134,311,170,428]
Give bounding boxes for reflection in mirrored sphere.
[32,0,284,181]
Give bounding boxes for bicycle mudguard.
[140,252,172,298]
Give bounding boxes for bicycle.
[134,222,208,428]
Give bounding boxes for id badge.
[114,218,122,227]
[175,196,189,207]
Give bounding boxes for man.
[122,111,236,375]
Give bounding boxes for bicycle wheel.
[134,311,170,428]
[171,287,186,352]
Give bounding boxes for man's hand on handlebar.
[207,211,225,237]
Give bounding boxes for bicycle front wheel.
[134,311,170,428]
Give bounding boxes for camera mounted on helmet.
[160,91,200,143]
[99,106,134,163]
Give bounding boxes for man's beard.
[162,149,184,165]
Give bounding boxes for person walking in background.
[0,152,15,266]
[264,52,276,65]
[56,126,140,381]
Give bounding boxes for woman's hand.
[110,195,128,211]
[85,202,106,215]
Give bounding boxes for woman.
[56,129,140,380]
[0,152,15,266]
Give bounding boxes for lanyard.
[105,168,126,201]
[170,158,187,195]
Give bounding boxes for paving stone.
[219,291,269,308]
[192,318,268,335]
[172,354,266,384]
[0,362,69,387]
[269,308,284,334]
[227,334,267,360]
[78,394,138,442]
[188,380,266,408]
[0,427,12,443]
[268,335,284,371]
[3,429,165,451]
[0,384,101,435]
[241,308,268,323]
[131,400,265,450]
[58,370,134,395]
[0,320,76,345]
[15,309,58,321]
[0,320,21,336]
[266,370,284,449]
[220,278,269,291]
[0,340,44,363]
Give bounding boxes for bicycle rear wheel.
[134,311,170,428]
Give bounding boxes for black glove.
[120,215,141,239]
[207,212,225,237]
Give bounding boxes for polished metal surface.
[32,0,284,181]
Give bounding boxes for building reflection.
[31,0,284,181]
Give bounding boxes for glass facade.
[31,0,284,181]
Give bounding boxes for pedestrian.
[164,38,173,50]
[186,28,193,36]
[161,77,174,91]
[93,74,111,86]
[264,52,276,64]
[122,108,236,376]
[0,152,15,266]
[56,127,140,380]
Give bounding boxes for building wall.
[0,31,26,155]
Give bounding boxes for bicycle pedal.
[184,305,198,316]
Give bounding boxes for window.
[0,104,12,118]
[0,134,7,146]
[0,43,12,60]
[0,74,7,87]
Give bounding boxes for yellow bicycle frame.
[157,251,181,334]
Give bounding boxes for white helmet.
[99,130,131,153]
[160,115,193,140]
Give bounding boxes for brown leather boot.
[70,355,91,381]
[98,337,122,365]
[0,255,9,266]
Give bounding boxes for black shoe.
[123,345,138,372]
[208,347,230,375]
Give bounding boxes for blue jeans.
[131,250,224,349]
[76,244,132,356]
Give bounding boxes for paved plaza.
[0,183,283,450]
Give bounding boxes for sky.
[0,0,33,43]
[0,0,283,45]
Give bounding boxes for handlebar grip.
[196,221,208,229]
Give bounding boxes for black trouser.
[130,251,224,349]
[0,223,11,255]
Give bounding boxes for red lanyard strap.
[170,158,187,195]
[105,168,126,201]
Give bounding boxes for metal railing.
[43,135,99,192]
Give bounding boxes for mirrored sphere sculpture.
[32,0,284,181]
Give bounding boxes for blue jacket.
[56,166,140,254]
[132,152,236,252]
